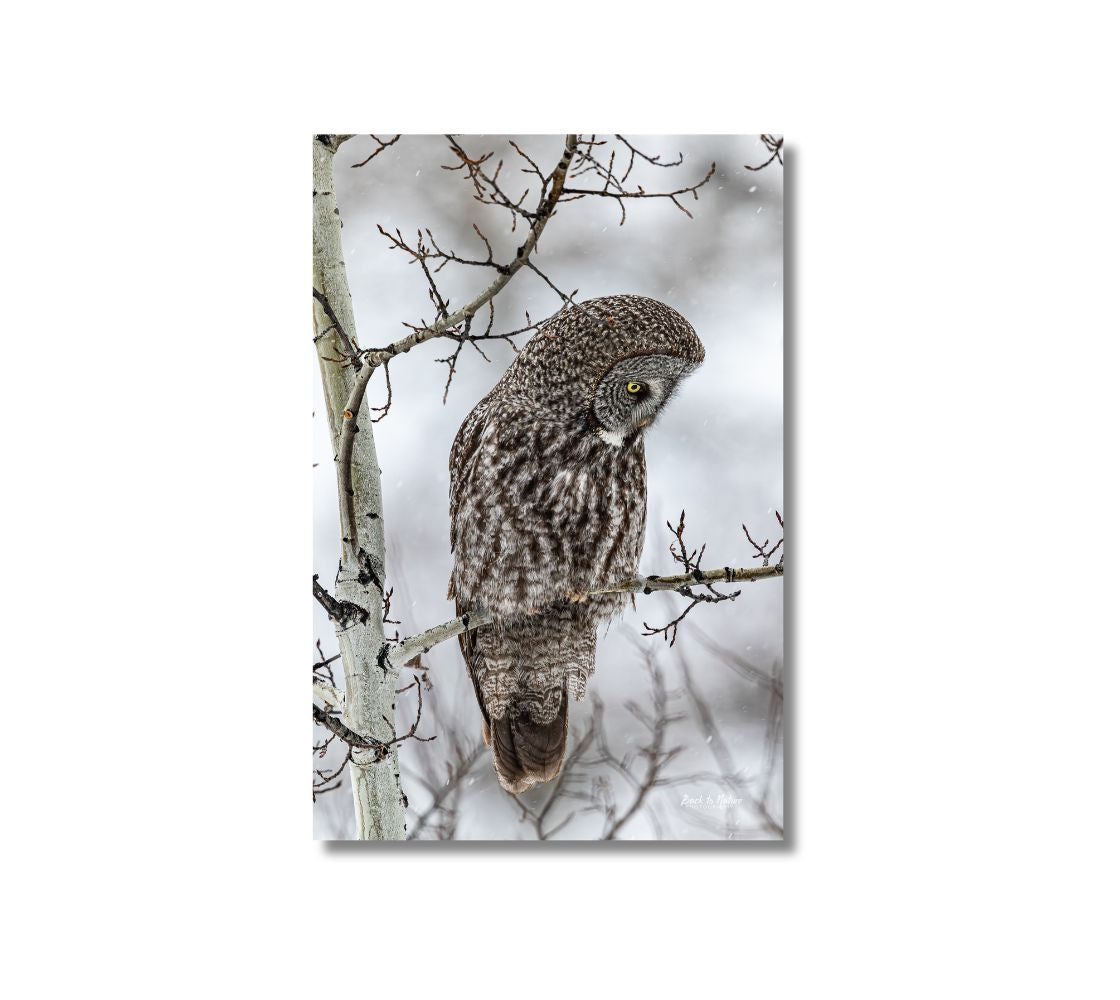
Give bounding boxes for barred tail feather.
[489,690,569,795]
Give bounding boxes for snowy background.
[313,134,783,839]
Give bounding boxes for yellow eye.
[626,381,643,395]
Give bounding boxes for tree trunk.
[312,135,406,840]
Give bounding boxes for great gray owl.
[449,293,704,794]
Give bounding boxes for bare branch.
[522,258,586,314]
[745,134,784,171]
[312,574,369,628]
[350,134,401,168]
[433,301,540,402]
[507,721,602,840]
[389,609,494,668]
[365,134,578,366]
[312,286,359,359]
[678,653,783,837]
[742,509,785,566]
[615,134,684,177]
[595,654,683,839]
[313,680,345,709]
[638,511,740,645]
[381,586,401,626]
[588,564,783,597]
[312,677,434,759]
[313,744,351,800]
[313,704,382,751]
[407,741,486,840]
[328,135,580,511]
[312,639,340,687]
[564,137,716,224]
[383,559,781,669]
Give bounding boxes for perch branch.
[382,562,781,669]
[636,510,784,645]
[588,564,783,595]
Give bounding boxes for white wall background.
[11,8,1120,997]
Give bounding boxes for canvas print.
[313,134,784,840]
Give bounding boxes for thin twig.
[350,134,401,168]
[745,134,784,171]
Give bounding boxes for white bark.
[586,563,784,595]
[313,135,406,840]
[313,680,344,709]
[389,609,494,669]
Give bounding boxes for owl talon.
[565,588,588,604]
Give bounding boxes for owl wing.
[449,396,509,736]
[449,395,574,618]
[448,396,578,792]
[448,398,486,557]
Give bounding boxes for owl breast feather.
[449,397,646,622]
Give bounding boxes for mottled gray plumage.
[449,294,704,793]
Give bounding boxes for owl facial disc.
[592,353,700,443]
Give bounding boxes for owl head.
[499,294,704,444]
[591,351,700,445]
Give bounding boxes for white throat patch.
[596,427,626,448]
